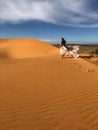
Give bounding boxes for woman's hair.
[61,37,66,44]
[61,37,65,41]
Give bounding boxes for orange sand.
[0,39,98,130]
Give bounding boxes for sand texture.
[0,39,98,130]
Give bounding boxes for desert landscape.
[0,38,98,130]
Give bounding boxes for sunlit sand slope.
[0,38,58,59]
[0,39,98,130]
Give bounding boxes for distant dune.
[0,38,58,59]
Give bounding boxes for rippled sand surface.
[0,39,98,130]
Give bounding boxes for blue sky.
[0,0,98,44]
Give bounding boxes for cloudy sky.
[0,0,98,43]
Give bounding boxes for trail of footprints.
[73,60,98,75]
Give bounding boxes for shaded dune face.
[0,39,58,59]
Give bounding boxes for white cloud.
[0,0,98,27]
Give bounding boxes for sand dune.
[0,38,58,59]
[0,39,98,130]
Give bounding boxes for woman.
[60,37,66,47]
[59,37,68,58]
[60,37,80,58]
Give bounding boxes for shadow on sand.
[79,55,93,59]
[0,51,10,59]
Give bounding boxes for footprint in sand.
[88,69,95,73]
[79,65,81,68]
